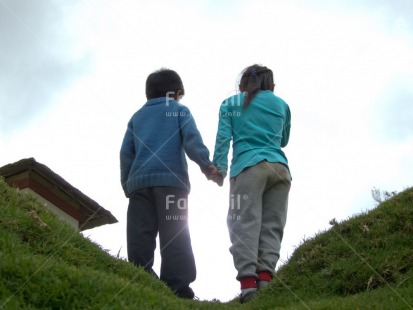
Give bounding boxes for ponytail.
[239,65,274,108]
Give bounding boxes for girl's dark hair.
[239,64,274,108]
[145,68,185,100]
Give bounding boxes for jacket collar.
[145,97,178,106]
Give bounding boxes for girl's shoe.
[240,289,257,304]
[257,280,270,290]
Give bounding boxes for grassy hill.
[1,177,412,309]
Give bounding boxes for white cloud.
[0,0,90,133]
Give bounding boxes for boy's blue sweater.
[120,97,212,197]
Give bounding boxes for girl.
[212,64,292,303]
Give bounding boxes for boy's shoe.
[144,268,159,279]
[240,290,257,304]
[175,286,195,299]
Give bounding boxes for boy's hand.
[205,165,218,180]
[211,171,223,186]
[205,165,224,187]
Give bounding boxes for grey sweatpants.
[227,161,291,280]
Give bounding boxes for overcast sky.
[1,0,412,302]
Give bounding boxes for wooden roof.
[0,158,118,231]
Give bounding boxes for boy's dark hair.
[239,64,274,108]
[145,68,185,100]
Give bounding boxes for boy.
[120,68,217,299]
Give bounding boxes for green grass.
[1,177,412,309]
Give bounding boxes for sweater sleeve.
[179,106,212,172]
[120,121,135,195]
[212,102,232,178]
[281,104,291,148]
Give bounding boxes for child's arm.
[120,121,135,196]
[281,104,291,148]
[178,106,213,173]
[212,102,232,180]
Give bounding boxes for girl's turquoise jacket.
[213,90,291,179]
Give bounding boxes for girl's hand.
[205,165,224,186]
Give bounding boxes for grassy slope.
[246,186,413,309]
[1,177,412,309]
[0,178,228,310]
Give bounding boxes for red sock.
[240,277,257,289]
[257,271,272,282]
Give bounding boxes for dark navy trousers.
[127,186,196,291]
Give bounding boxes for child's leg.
[154,187,196,294]
[127,188,158,274]
[257,162,291,282]
[227,164,267,282]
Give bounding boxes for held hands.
[205,165,224,187]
